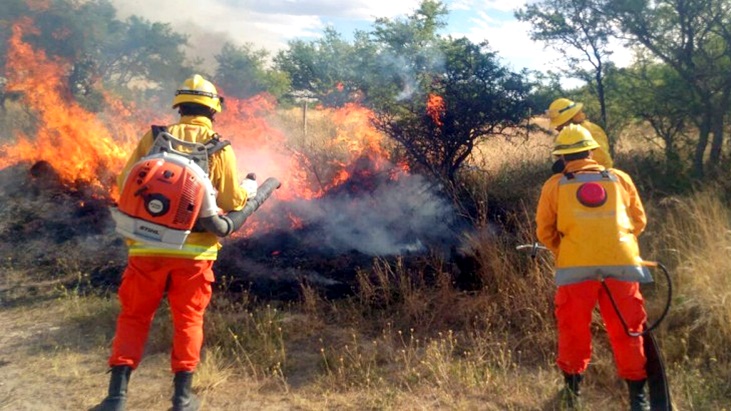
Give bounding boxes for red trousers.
[108,256,214,372]
[555,278,647,381]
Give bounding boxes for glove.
[241,172,257,199]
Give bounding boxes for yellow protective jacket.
[535,159,651,285]
[581,120,613,169]
[117,115,247,260]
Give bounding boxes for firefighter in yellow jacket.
[546,98,613,169]
[535,124,652,410]
[95,75,251,411]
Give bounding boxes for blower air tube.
[198,177,281,237]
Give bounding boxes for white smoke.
[262,172,457,256]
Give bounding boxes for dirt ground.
[0,300,322,411]
[0,299,631,411]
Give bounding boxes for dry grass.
[467,116,553,173]
[645,190,731,365]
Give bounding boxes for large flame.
[0,18,136,191]
[0,17,406,237]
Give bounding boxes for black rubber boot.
[560,373,583,410]
[172,371,200,411]
[94,365,132,411]
[626,379,650,411]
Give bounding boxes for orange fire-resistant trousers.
[555,278,647,381]
[108,256,214,373]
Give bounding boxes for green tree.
[516,0,617,148]
[274,27,356,104]
[373,36,531,185]
[274,27,364,105]
[525,70,566,118]
[214,42,289,100]
[608,0,731,177]
[17,0,123,110]
[274,1,450,109]
[6,1,195,108]
[613,55,696,171]
[366,0,448,110]
[97,15,192,99]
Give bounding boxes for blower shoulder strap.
[151,124,168,139]
[204,133,231,157]
[149,125,229,159]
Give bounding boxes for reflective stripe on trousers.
[555,264,653,286]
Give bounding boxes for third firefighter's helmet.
[546,98,583,129]
[172,74,223,113]
[552,124,599,155]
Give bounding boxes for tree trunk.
[708,90,730,172]
[709,114,725,170]
[693,113,711,179]
[595,65,611,155]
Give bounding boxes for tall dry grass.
[645,190,731,363]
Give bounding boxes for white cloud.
[481,0,522,12]
[108,0,632,85]
[448,0,519,12]
[241,0,422,19]
[109,0,423,68]
[450,6,559,74]
[455,1,635,82]
[448,0,473,11]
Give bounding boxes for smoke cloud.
[252,171,458,256]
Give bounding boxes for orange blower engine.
[110,128,225,249]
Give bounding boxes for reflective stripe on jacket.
[117,115,247,260]
[536,159,651,285]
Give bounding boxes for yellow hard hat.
[172,74,223,113]
[546,98,583,129]
[552,124,599,155]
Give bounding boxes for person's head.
[172,74,224,119]
[552,123,599,162]
[546,98,585,131]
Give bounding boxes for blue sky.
[110,0,632,81]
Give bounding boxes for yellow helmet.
[172,74,223,113]
[546,98,583,129]
[552,124,599,155]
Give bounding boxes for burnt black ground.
[1,162,479,303]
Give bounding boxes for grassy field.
[1,109,730,410]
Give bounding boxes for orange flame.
[0,18,137,192]
[426,93,445,127]
[0,17,408,238]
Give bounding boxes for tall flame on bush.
[0,18,135,190]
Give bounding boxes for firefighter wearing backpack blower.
[535,124,653,410]
[96,75,254,411]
